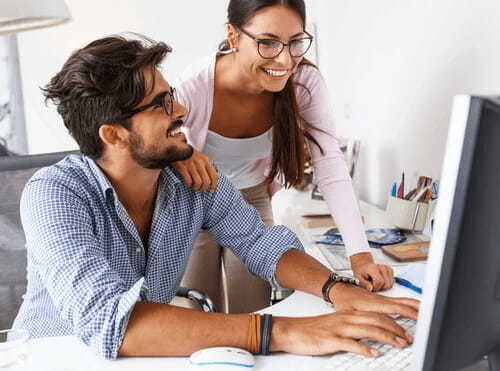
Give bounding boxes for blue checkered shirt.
[12,155,303,359]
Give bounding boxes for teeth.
[168,128,181,137]
[264,68,288,77]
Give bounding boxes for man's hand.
[270,310,413,357]
[171,150,218,191]
[330,282,420,320]
[350,252,394,291]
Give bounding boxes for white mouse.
[189,346,255,370]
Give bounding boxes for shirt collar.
[84,156,182,200]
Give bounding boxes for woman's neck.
[215,54,265,96]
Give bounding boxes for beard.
[129,130,194,170]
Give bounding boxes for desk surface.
[24,188,421,371]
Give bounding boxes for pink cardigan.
[174,55,370,257]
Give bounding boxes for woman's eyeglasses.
[236,26,313,59]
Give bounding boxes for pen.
[391,183,397,197]
[395,277,422,294]
[411,185,431,202]
[431,181,439,200]
[397,173,405,198]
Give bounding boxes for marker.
[395,277,422,294]
[391,183,397,197]
[397,173,405,198]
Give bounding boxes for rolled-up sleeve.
[21,179,146,359]
[201,175,304,283]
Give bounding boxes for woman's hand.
[171,150,218,191]
[270,310,414,357]
[350,252,394,291]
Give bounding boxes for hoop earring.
[218,48,235,55]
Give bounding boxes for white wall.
[20,1,499,209]
[314,0,500,207]
[17,0,316,155]
[17,0,229,154]
[0,38,11,146]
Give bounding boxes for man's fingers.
[345,312,412,343]
[330,337,380,358]
[339,323,410,349]
[375,302,419,320]
[388,297,421,311]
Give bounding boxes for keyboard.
[325,317,416,371]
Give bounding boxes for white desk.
[23,188,421,371]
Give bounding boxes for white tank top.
[203,128,273,190]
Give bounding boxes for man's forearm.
[119,302,249,357]
[274,249,333,298]
[118,252,418,358]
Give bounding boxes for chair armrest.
[176,287,217,313]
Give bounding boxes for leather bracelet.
[246,314,261,354]
[322,272,360,306]
[260,314,272,355]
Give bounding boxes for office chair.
[0,151,215,329]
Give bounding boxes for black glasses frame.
[235,26,313,59]
[120,87,177,121]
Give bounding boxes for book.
[382,241,430,262]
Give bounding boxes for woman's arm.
[295,65,394,291]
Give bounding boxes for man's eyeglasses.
[120,87,177,120]
[235,26,313,59]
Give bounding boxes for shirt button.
[136,248,142,253]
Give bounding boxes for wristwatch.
[322,271,360,306]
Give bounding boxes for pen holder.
[386,196,429,232]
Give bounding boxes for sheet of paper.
[398,263,427,288]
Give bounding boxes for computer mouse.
[189,346,255,370]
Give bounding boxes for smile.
[167,127,183,138]
[262,68,288,77]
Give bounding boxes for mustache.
[167,120,184,134]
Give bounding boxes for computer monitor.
[413,95,500,371]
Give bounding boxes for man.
[13,35,418,360]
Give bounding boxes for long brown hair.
[219,0,324,188]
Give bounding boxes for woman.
[173,0,394,313]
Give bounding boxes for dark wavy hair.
[42,34,172,159]
[219,0,324,188]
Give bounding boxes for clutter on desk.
[395,263,426,293]
[311,184,324,200]
[315,228,406,247]
[300,215,336,229]
[382,241,430,262]
[387,174,439,232]
[317,240,408,270]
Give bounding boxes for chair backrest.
[0,151,77,329]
